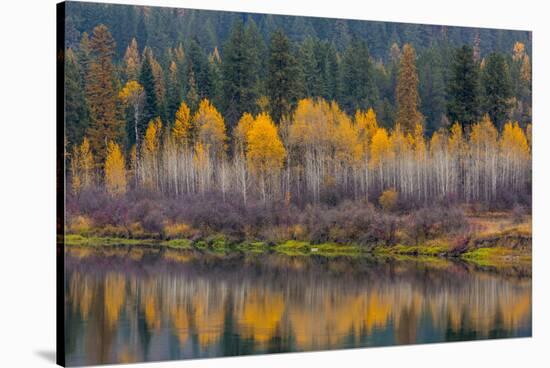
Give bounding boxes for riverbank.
[63,228,531,269]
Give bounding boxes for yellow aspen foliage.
[247,113,286,175]
[470,114,498,149]
[172,101,192,146]
[355,108,378,143]
[289,98,335,150]
[193,142,208,169]
[234,113,255,152]
[71,145,82,195]
[104,141,127,196]
[500,121,529,158]
[193,99,227,158]
[379,189,398,211]
[144,117,163,155]
[334,112,361,166]
[389,124,411,157]
[119,80,144,105]
[289,98,316,148]
[370,127,393,168]
[429,130,446,155]
[512,42,526,62]
[71,137,95,194]
[412,122,426,160]
[448,122,465,154]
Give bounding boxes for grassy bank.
[64,226,531,266]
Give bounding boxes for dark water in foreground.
[65,246,531,366]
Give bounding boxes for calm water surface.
[65,246,531,366]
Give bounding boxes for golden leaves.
[104,141,127,196]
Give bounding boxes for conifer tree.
[65,48,89,148]
[123,38,140,81]
[447,45,481,129]
[267,30,301,124]
[222,21,262,127]
[85,24,123,163]
[341,38,379,113]
[139,51,159,138]
[395,44,423,133]
[482,52,512,129]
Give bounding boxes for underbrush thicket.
[66,188,529,249]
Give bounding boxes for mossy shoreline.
[63,232,531,267]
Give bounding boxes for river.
[64,246,531,366]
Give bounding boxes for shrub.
[69,215,93,234]
[379,189,398,212]
[164,222,196,239]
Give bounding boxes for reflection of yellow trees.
[142,286,161,331]
[192,293,225,348]
[65,249,532,359]
[104,273,126,328]
[69,272,93,319]
[240,290,285,344]
[170,305,189,345]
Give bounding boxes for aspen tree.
[247,113,286,202]
[104,141,127,196]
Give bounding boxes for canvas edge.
[56,1,67,367]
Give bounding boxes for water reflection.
[65,247,531,366]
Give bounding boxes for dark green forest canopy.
[63,1,532,148]
[64,2,531,61]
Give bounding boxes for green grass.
[461,246,531,267]
[162,238,192,249]
[236,241,269,253]
[274,240,362,256]
[65,234,150,247]
[374,243,448,257]
[64,234,530,268]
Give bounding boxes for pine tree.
[85,24,123,164]
[139,51,159,138]
[395,44,423,134]
[65,48,89,148]
[341,38,379,113]
[267,30,301,124]
[323,42,340,101]
[447,45,481,129]
[418,47,446,133]
[299,36,323,98]
[482,53,512,129]
[221,21,262,127]
[167,60,182,122]
[208,47,223,111]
